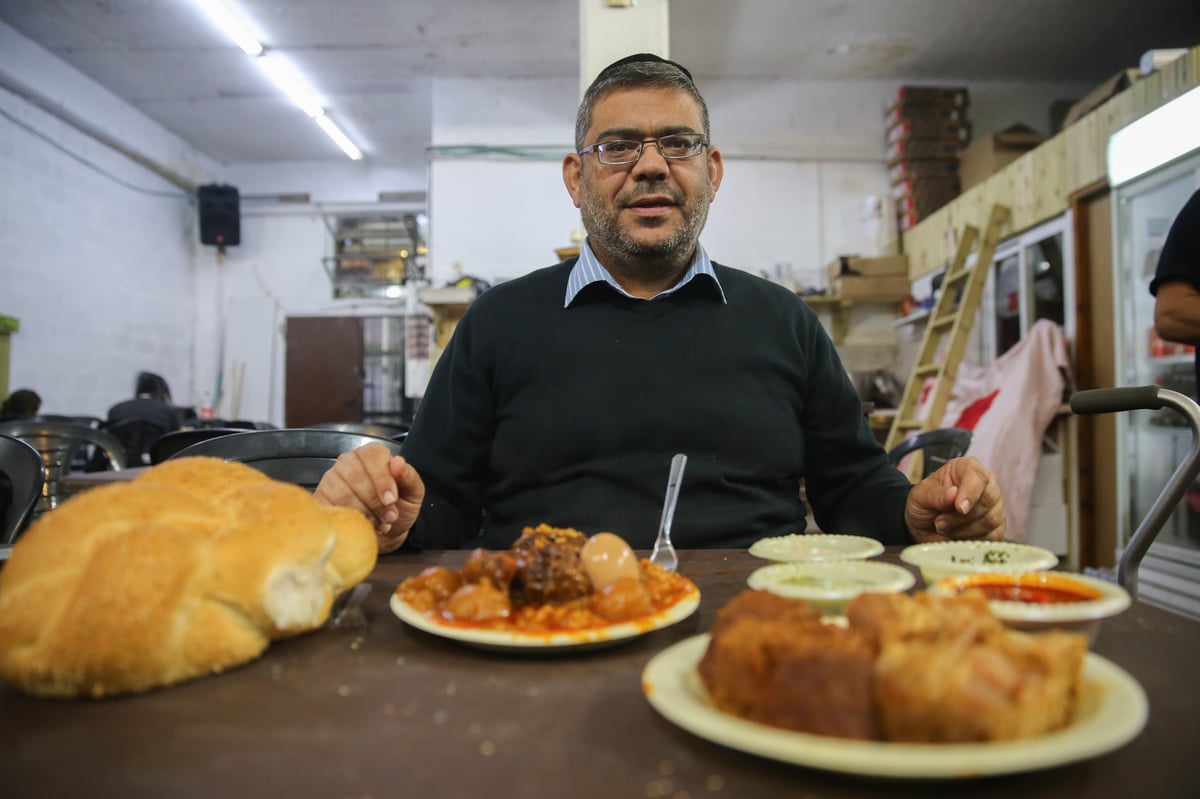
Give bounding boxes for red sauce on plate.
[951,578,1103,604]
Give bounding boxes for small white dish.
[748,533,884,563]
[746,560,915,616]
[900,541,1058,584]
[927,571,1131,643]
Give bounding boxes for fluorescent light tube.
[192,0,263,55]
[315,114,363,160]
[256,53,324,118]
[1107,84,1200,186]
[190,0,363,161]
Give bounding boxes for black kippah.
[595,52,694,84]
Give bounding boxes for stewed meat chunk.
[509,524,591,604]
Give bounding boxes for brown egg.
[580,532,640,590]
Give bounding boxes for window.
[326,213,428,299]
[976,212,1074,363]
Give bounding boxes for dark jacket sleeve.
[794,306,914,544]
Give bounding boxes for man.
[106,372,179,433]
[1150,188,1200,392]
[315,54,1006,553]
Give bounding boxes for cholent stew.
[396,524,697,632]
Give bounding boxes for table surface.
[2,548,1197,799]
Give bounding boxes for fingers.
[905,457,1007,543]
[315,444,427,553]
[314,443,402,526]
[376,525,411,554]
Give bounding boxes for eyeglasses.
[579,133,708,165]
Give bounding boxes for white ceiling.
[0,0,1197,168]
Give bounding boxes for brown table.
[1,549,1196,798]
[54,466,148,499]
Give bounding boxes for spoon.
[651,453,687,573]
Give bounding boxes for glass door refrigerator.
[1108,86,1200,618]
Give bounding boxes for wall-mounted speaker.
[197,184,240,247]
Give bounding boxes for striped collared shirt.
[563,239,728,307]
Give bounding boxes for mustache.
[619,182,683,206]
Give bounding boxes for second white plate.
[748,533,884,562]
[642,634,1147,779]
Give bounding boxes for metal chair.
[0,420,125,514]
[149,428,251,464]
[0,433,46,545]
[102,417,171,466]
[307,421,410,439]
[886,427,972,479]
[169,428,404,490]
[32,414,103,429]
[188,418,273,430]
[1071,386,1200,599]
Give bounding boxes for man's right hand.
[314,443,425,553]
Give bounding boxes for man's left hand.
[904,456,1006,543]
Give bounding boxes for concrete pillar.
[579,0,670,97]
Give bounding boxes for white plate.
[390,586,700,654]
[899,540,1059,583]
[748,534,884,562]
[642,634,1147,779]
[746,560,915,615]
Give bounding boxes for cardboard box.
[890,177,961,202]
[959,123,1046,190]
[885,118,972,147]
[1062,68,1140,127]
[896,191,954,218]
[888,158,959,186]
[886,138,961,166]
[831,273,910,301]
[884,103,968,133]
[826,254,908,285]
[887,85,969,113]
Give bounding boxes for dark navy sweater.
[402,260,913,550]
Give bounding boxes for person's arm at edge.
[1154,280,1200,346]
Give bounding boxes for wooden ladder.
[885,204,1010,457]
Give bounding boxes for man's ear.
[707,147,724,199]
[562,153,583,208]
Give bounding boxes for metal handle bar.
[1069,387,1200,599]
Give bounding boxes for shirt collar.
[564,239,727,307]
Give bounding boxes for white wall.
[0,92,200,418]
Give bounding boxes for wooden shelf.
[892,308,932,327]
[800,293,905,343]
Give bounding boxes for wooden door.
[1071,181,1116,568]
[285,317,364,428]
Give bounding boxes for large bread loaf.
[0,457,377,698]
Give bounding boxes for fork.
[651,453,687,573]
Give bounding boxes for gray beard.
[579,180,712,284]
